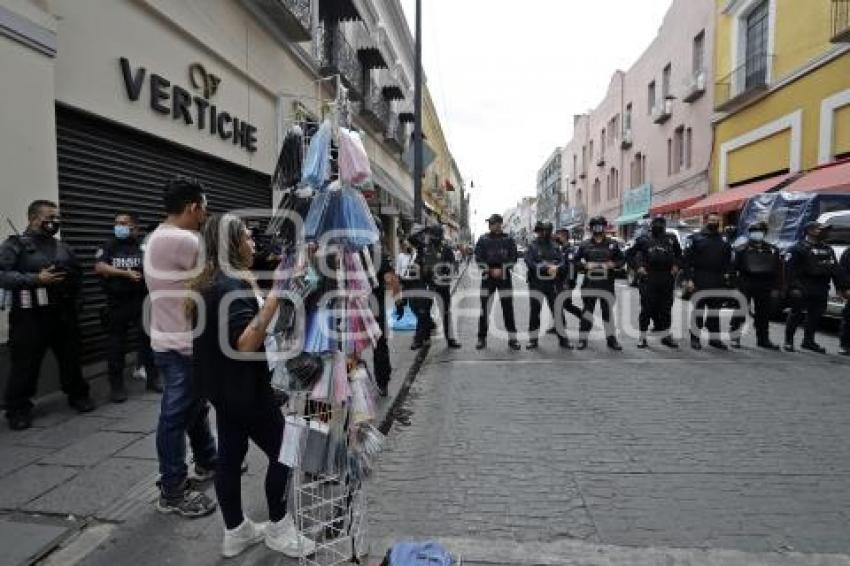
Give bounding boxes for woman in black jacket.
[190,214,314,559]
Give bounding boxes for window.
[592,179,601,204]
[632,153,644,187]
[693,30,705,74]
[610,168,619,199]
[667,139,673,176]
[648,81,656,114]
[625,104,632,131]
[674,126,685,173]
[582,146,587,174]
[589,140,594,162]
[686,128,693,169]
[662,64,672,100]
[642,154,647,184]
[745,0,769,89]
[600,129,606,154]
[573,154,578,179]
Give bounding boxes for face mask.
[41,220,60,236]
[592,226,605,236]
[749,231,765,242]
[114,225,131,239]
[651,225,665,236]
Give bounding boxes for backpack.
[382,542,457,566]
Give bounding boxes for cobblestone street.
[368,267,850,564]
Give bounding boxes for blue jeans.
[154,351,217,497]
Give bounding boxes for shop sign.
[119,57,257,152]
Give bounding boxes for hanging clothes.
[301,120,333,188]
[272,125,304,191]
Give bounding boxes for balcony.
[596,153,606,167]
[833,0,850,42]
[360,78,390,132]
[682,70,707,103]
[315,23,363,100]
[715,54,773,112]
[651,99,673,124]
[621,129,633,149]
[249,0,313,42]
[385,113,406,152]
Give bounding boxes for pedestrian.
[407,224,439,351]
[839,246,850,356]
[395,244,413,279]
[553,227,582,348]
[682,213,734,350]
[783,221,844,353]
[94,213,159,402]
[632,216,682,349]
[0,200,94,430]
[144,177,218,517]
[525,221,564,349]
[190,214,315,558]
[432,225,462,349]
[474,214,520,351]
[574,216,623,351]
[729,221,783,350]
[370,215,403,396]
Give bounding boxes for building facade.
[706,0,850,222]
[535,148,563,225]
[421,88,464,240]
[563,0,716,236]
[0,0,429,371]
[503,197,537,245]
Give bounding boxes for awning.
[398,112,415,123]
[614,212,647,225]
[649,195,704,216]
[319,0,361,22]
[382,85,405,101]
[784,159,850,194]
[357,46,387,70]
[682,172,796,217]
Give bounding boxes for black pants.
[435,285,454,341]
[106,298,153,385]
[841,300,850,348]
[638,275,675,333]
[528,283,557,341]
[5,306,89,414]
[478,277,516,339]
[412,293,434,343]
[785,292,828,345]
[559,287,583,332]
[579,286,616,338]
[730,286,773,343]
[692,296,726,339]
[214,404,288,530]
[373,294,391,389]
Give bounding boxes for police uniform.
[574,231,624,347]
[633,230,682,340]
[729,233,782,348]
[409,228,441,348]
[96,235,150,396]
[525,228,562,346]
[433,240,460,345]
[0,229,90,422]
[683,229,733,348]
[556,239,583,338]
[783,237,842,350]
[474,229,519,345]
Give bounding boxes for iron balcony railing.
[248,0,312,41]
[715,53,774,111]
[360,78,390,131]
[833,0,850,42]
[281,0,312,38]
[315,23,363,99]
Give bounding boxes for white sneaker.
[222,518,268,558]
[265,515,316,558]
[132,366,147,380]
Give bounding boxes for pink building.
[563,0,715,237]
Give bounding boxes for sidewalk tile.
[41,431,141,467]
[0,445,54,479]
[114,433,156,461]
[0,464,78,510]
[12,416,118,450]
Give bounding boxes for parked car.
[820,211,850,318]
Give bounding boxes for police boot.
[637,333,648,349]
[606,336,622,351]
[558,336,574,350]
[109,377,128,404]
[476,338,487,350]
[447,339,462,349]
[690,333,702,350]
[660,335,679,349]
[801,341,827,354]
[526,339,539,350]
[508,339,521,351]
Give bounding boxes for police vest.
[741,246,777,276]
[646,237,676,270]
[804,245,836,277]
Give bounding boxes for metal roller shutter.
[56,105,271,364]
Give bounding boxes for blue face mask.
[114,225,131,239]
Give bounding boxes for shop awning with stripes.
[681,172,796,218]
[783,159,850,194]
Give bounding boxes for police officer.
[729,221,783,350]
[574,216,624,351]
[431,225,462,349]
[525,221,563,349]
[683,213,733,350]
[368,215,402,396]
[474,214,520,350]
[553,228,582,347]
[632,216,682,349]
[839,247,850,356]
[408,224,440,350]
[0,200,94,430]
[783,221,843,353]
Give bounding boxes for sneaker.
[191,462,216,483]
[636,338,648,349]
[801,341,827,354]
[475,338,486,350]
[69,396,95,413]
[525,340,539,350]
[265,515,316,558]
[222,518,268,558]
[109,382,128,404]
[132,366,147,381]
[156,488,217,518]
[508,339,521,351]
[6,411,33,431]
[660,336,679,349]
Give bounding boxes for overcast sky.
[399,0,674,236]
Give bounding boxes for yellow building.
[421,88,462,238]
[710,0,850,198]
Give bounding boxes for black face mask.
[651,225,665,237]
[41,220,60,236]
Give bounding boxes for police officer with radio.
[783,221,843,353]
[431,225,462,350]
[682,213,734,350]
[408,224,439,351]
[574,216,624,351]
[632,216,682,349]
[95,212,158,402]
[553,227,582,347]
[525,221,564,349]
[729,221,783,350]
[474,214,520,351]
[0,200,94,430]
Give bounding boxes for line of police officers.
[1,201,162,431]
[471,211,850,355]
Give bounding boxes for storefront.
[615,183,652,239]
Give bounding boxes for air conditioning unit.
[621,129,633,149]
[683,70,707,103]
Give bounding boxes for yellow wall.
[835,104,850,156]
[727,130,790,185]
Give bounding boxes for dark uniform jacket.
[574,237,625,289]
[95,237,146,301]
[632,233,682,276]
[474,233,518,273]
[525,237,562,286]
[733,241,782,290]
[683,231,732,290]
[558,243,579,290]
[0,229,81,309]
[433,243,457,288]
[784,240,842,295]
[840,248,850,290]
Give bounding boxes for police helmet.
[651,215,667,227]
[588,216,607,228]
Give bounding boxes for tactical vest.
[646,237,676,270]
[741,246,777,276]
[804,244,836,277]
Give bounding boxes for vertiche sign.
[119,57,258,153]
